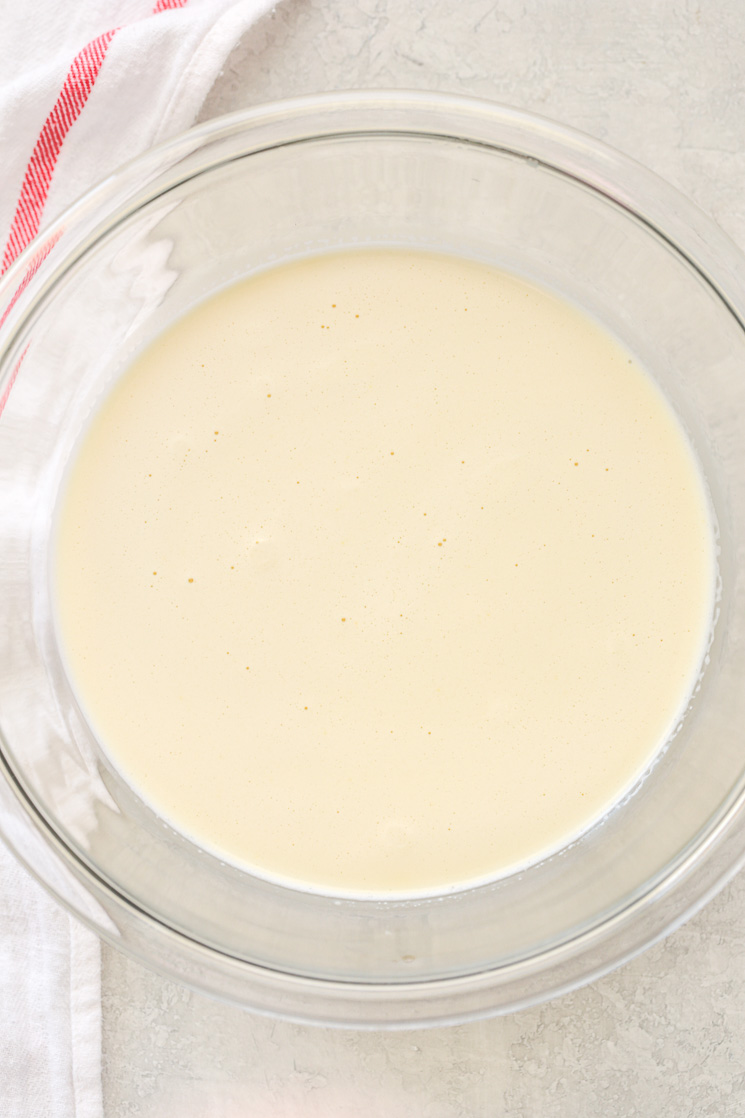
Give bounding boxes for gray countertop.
[103,3,745,1113]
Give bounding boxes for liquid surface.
[55,250,714,894]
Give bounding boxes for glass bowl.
[1,91,744,1029]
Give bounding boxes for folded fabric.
[0,2,276,1114]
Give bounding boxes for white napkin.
[0,867,102,1118]
[0,2,276,1115]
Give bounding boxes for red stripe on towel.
[0,0,191,276]
[1,31,118,275]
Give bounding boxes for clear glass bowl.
[1,92,744,1028]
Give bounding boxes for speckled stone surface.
[102,3,745,1114]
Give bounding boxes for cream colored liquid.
[55,250,714,894]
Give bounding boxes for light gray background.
[103,2,745,1114]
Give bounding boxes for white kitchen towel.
[0,0,276,271]
[0,863,102,1118]
[0,2,276,1115]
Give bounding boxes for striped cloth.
[0,3,275,1115]
[0,0,276,274]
